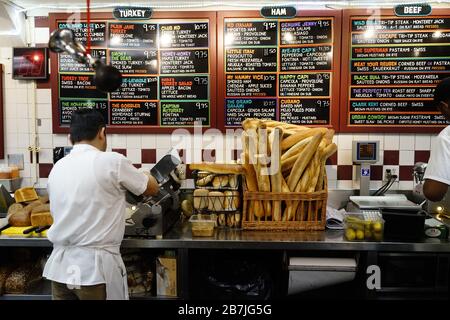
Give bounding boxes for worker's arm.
[142,172,159,197]
[423,179,448,202]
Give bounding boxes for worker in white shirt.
[43,109,159,300]
[424,77,450,202]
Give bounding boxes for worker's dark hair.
[434,77,450,106]
[69,109,106,144]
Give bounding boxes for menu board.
[50,12,216,133]
[218,11,341,129]
[341,9,450,132]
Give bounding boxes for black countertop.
[0,221,449,252]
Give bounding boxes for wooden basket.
[242,184,328,231]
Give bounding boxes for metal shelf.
[0,294,52,300]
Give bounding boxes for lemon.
[356,230,364,240]
[345,228,356,241]
[372,222,382,233]
[364,229,372,239]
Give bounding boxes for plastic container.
[0,167,12,180]
[189,214,217,237]
[344,212,384,241]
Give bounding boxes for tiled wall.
[0,19,438,191]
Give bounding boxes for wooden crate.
[242,186,327,231]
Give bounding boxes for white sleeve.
[116,155,149,196]
[424,135,450,185]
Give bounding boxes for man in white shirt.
[43,109,159,300]
[424,77,450,202]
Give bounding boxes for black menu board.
[342,11,450,132]
[52,12,215,133]
[220,13,338,128]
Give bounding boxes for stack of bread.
[7,192,52,229]
[241,119,337,222]
[189,163,243,228]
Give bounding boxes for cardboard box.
[156,255,177,297]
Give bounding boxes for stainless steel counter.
[0,221,449,252]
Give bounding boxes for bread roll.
[193,189,209,210]
[218,214,226,226]
[228,175,238,189]
[7,203,23,216]
[8,207,32,227]
[226,214,235,228]
[181,200,194,218]
[196,174,215,187]
[189,163,244,175]
[224,191,240,210]
[30,211,53,227]
[212,175,229,188]
[208,191,225,211]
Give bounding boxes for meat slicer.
[125,150,182,238]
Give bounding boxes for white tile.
[337,180,353,190]
[17,133,30,148]
[375,153,384,166]
[34,27,50,44]
[6,133,18,150]
[325,165,337,180]
[384,134,399,150]
[111,134,126,148]
[337,149,352,165]
[17,118,30,133]
[35,89,52,104]
[399,150,414,166]
[11,89,29,104]
[21,163,31,178]
[4,102,18,119]
[399,134,415,150]
[53,134,70,146]
[368,134,384,150]
[370,181,383,191]
[0,48,12,58]
[337,134,353,150]
[415,134,431,151]
[127,149,141,164]
[38,148,53,163]
[37,118,52,134]
[352,134,369,141]
[332,135,338,144]
[126,134,141,148]
[38,134,53,149]
[140,164,154,172]
[141,135,157,148]
[37,104,52,119]
[5,118,18,134]
[327,180,337,190]
[16,103,29,119]
[17,148,31,164]
[399,181,414,190]
[37,178,48,188]
[389,182,399,191]
[157,148,171,162]
[21,178,32,188]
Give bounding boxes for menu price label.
[225,98,277,126]
[224,21,277,46]
[226,48,277,72]
[352,45,450,59]
[280,20,332,44]
[108,23,157,48]
[160,49,209,74]
[351,59,450,72]
[351,18,450,31]
[351,73,450,85]
[352,31,450,45]
[110,76,158,100]
[110,101,157,126]
[280,46,332,71]
[160,101,210,126]
[279,73,330,97]
[350,114,447,126]
[60,100,108,125]
[110,49,158,74]
[57,22,106,46]
[350,100,438,113]
[160,76,208,100]
[59,49,106,73]
[59,74,107,99]
[159,23,209,48]
[226,74,276,97]
[350,87,434,99]
[280,99,330,125]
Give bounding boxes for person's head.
[69,109,107,151]
[434,77,450,121]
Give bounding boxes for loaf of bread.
[189,163,244,174]
[196,174,215,187]
[30,211,53,227]
[212,175,229,188]
[228,175,238,189]
[208,191,225,211]
[226,214,235,228]
[193,189,209,210]
[4,264,41,294]
[218,214,226,226]
[224,191,240,210]
[7,203,23,217]
[8,206,32,227]
[0,266,12,295]
[31,204,50,214]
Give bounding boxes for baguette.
[257,123,271,218]
[189,163,244,175]
[281,136,312,161]
[212,175,229,188]
[242,131,262,220]
[224,191,240,210]
[270,127,283,221]
[196,174,215,187]
[287,132,323,191]
[228,175,238,189]
[281,127,328,151]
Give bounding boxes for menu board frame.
[49,11,217,133]
[217,10,342,130]
[340,8,450,133]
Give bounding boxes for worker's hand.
[142,171,159,197]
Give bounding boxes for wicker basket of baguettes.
[190,119,337,231]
